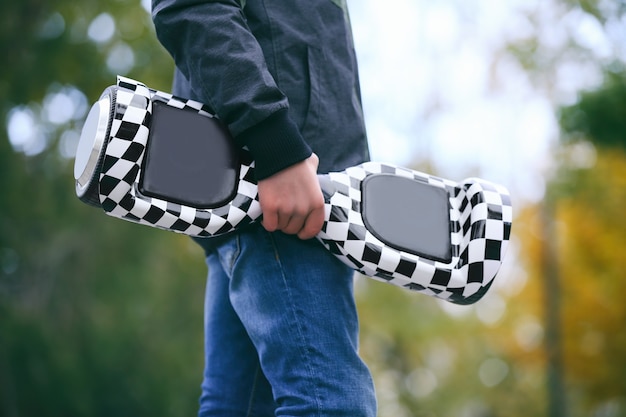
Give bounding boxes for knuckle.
[313,200,325,211]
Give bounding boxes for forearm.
[151,0,311,179]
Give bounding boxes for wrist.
[235,109,312,180]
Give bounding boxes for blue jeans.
[198,225,377,417]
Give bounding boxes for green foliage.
[356,271,547,417]
[560,68,626,150]
[0,0,174,107]
[1,1,205,415]
[517,148,626,417]
[0,136,208,416]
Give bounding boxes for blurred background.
[1,0,625,416]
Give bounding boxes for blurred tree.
[1,1,207,416]
[355,0,626,414]
[556,150,626,413]
[560,67,626,151]
[1,0,174,161]
[356,277,547,417]
[515,145,626,417]
[0,0,174,105]
[0,130,208,417]
[554,68,626,415]
[502,1,626,415]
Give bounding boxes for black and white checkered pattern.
[99,76,261,237]
[316,163,512,305]
[95,76,512,305]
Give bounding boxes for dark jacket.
[151,0,370,179]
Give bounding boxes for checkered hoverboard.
[80,76,513,305]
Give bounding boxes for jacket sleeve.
[151,0,312,180]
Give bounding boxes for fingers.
[261,206,297,234]
[259,195,293,232]
[261,208,279,232]
[281,212,305,236]
[261,200,325,239]
[297,204,325,240]
[257,154,325,240]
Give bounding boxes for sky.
[348,0,613,203]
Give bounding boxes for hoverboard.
[74,76,512,305]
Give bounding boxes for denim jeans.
[198,225,377,417]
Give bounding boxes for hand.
[257,153,325,240]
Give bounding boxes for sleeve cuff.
[234,109,312,180]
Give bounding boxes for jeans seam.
[267,232,323,417]
[227,234,241,276]
[245,364,262,417]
